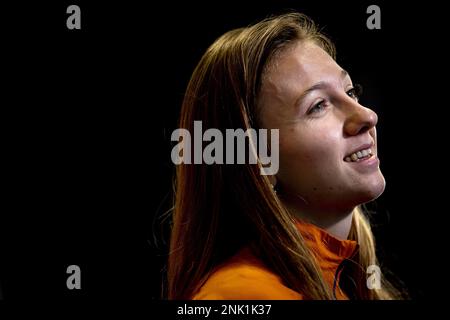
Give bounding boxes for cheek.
[278,129,343,194]
[279,128,338,165]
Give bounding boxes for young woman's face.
[258,41,385,215]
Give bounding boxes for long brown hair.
[167,12,402,300]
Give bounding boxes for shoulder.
[192,247,303,300]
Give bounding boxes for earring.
[271,184,277,194]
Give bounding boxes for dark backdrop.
[2,0,447,305]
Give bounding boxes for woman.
[167,12,403,300]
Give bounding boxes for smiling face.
[258,41,385,218]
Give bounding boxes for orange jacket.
[192,220,358,300]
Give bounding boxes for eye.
[346,83,363,101]
[309,100,327,114]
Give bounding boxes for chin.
[358,175,386,204]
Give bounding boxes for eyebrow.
[295,69,349,106]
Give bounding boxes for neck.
[280,194,354,240]
[311,213,354,240]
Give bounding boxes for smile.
[344,148,373,162]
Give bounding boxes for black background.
[1,0,447,310]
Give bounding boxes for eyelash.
[347,83,363,101]
[308,84,364,115]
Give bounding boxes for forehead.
[261,41,343,98]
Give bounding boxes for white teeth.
[345,148,372,162]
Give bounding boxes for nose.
[343,100,378,137]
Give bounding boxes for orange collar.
[294,219,359,299]
[193,219,360,300]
